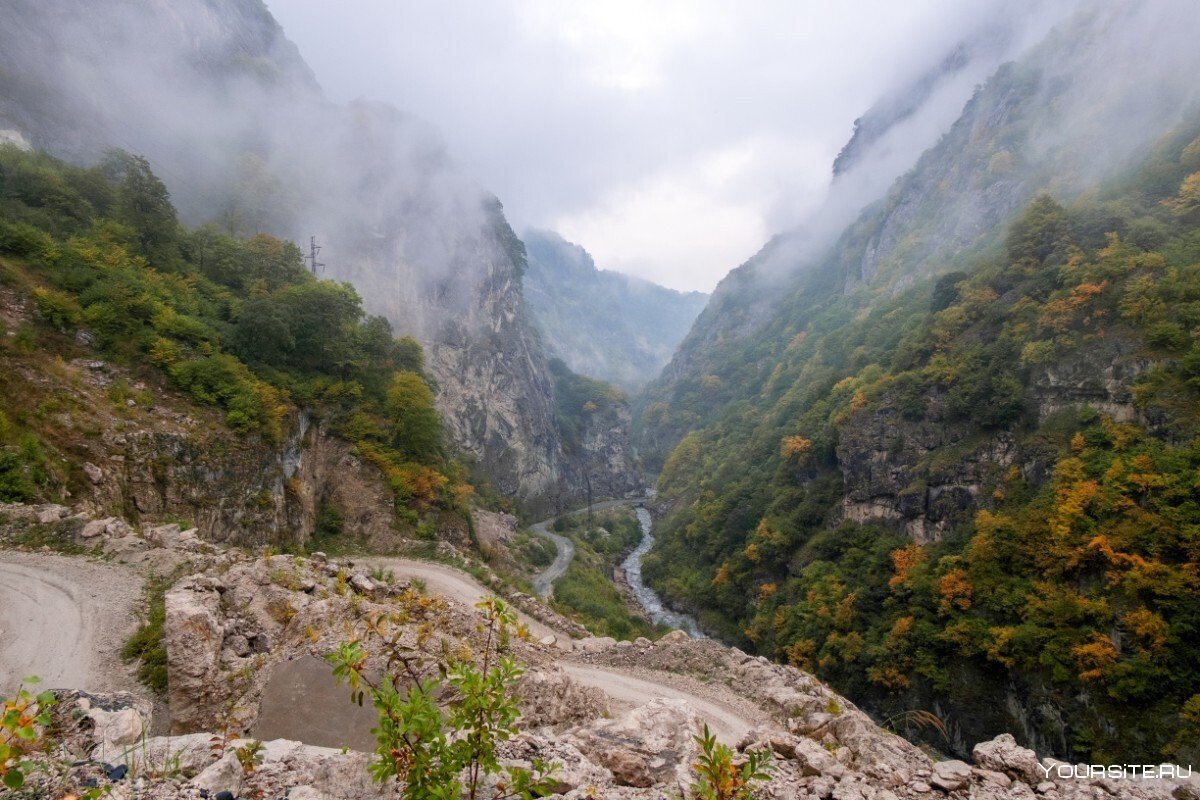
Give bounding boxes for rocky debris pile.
[566,634,1198,800]
[16,680,1197,800]
[6,503,1197,799]
[160,549,600,738]
[504,587,590,639]
[513,666,610,730]
[15,689,396,800]
[0,502,215,576]
[567,697,701,788]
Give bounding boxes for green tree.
[1006,194,1070,263]
[108,151,181,268]
[328,597,555,800]
[386,372,442,462]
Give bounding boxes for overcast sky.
[265,1,1060,292]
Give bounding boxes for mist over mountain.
[0,0,636,512]
[523,230,708,391]
[641,0,1200,469]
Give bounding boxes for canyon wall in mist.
[0,0,636,513]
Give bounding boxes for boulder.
[974,767,1013,788]
[146,523,205,552]
[191,751,244,796]
[36,504,69,523]
[88,707,144,748]
[164,579,225,733]
[931,759,973,792]
[79,518,110,538]
[568,698,702,788]
[102,534,151,561]
[596,747,653,787]
[82,462,104,484]
[349,573,376,594]
[576,636,617,653]
[659,629,691,644]
[792,735,845,778]
[972,733,1042,785]
[105,517,135,537]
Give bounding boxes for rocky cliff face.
[6,352,407,551]
[835,335,1155,545]
[0,0,634,513]
[570,395,641,503]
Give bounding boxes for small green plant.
[1,677,56,790]
[122,576,170,697]
[369,566,396,584]
[266,597,297,625]
[328,596,555,800]
[689,724,772,800]
[235,739,264,775]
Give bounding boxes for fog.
[268,0,1082,291]
[0,0,515,343]
[3,0,1196,311]
[722,0,1200,293]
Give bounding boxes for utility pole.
[303,235,325,276]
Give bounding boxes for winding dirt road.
[561,663,755,743]
[529,498,632,597]
[362,554,758,742]
[0,551,144,696]
[0,547,758,744]
[359,556,569,647]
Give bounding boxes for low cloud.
[268,0,1082,291]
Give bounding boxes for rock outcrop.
[31,649,1200,800]
[0,347,404,548]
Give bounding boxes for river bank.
[621,506,703,638]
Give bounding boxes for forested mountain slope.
[0,0,635,513]
[638,0,1200,763]
[638,1,1200,472]
[0,145,467,546]
[523,230,707,391]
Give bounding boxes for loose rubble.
[3,502,1197,799]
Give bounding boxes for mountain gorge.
[0,0,635,514]
[637,0,1200,763]
[5,1,1200,797]
[523,230,708,391]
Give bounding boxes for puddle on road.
[253,655,377,751]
